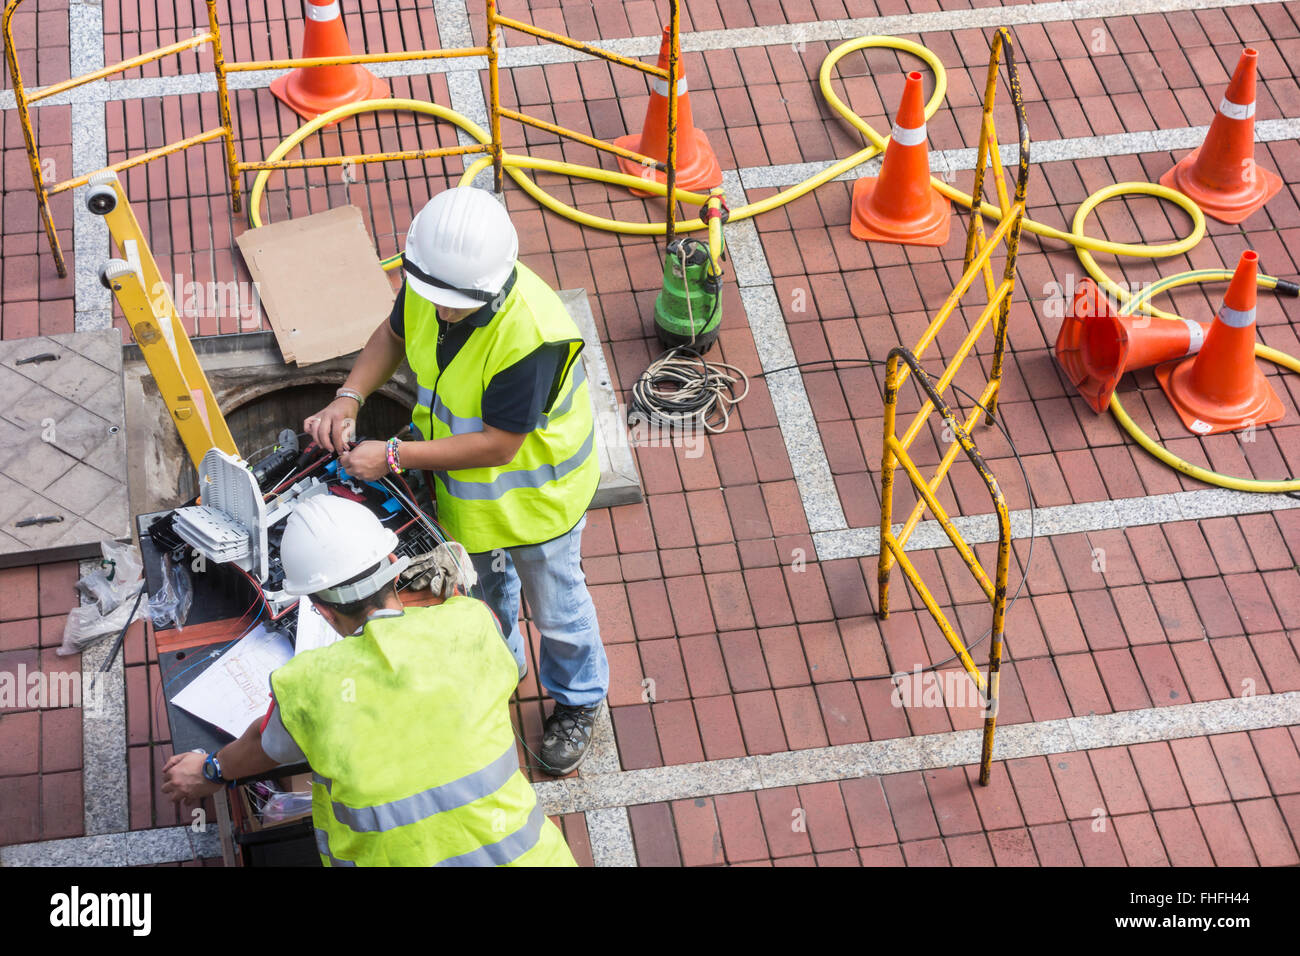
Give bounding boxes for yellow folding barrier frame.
[877,28,1029,786]
[7,0,688,274]
[2,0,239,278]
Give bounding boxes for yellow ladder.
[89,170,238,470]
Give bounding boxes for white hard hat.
[403,187,518,310]
[280,495,410,603]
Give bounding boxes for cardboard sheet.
[235,205,397,366]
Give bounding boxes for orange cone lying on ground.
[1159,48,1282,224]
[1154,251,1284,435]
[850,71,950,246]
[271,0,389,122]
[1056,279,1212,414]
[615,26,722,197]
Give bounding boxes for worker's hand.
[161,751,222,802]
[338,440,390,481]
[303,397,358,453]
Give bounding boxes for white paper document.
[170,624,294,737]
[294,605,342,655]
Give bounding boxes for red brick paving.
[626,730,1300,866]
[3,0,1299,865]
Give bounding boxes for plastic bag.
[261,790,312,824]
[58,584,145,656]
[147,552,193,631]
[75,540,144,615]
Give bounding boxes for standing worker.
[303,186,608,775]
[162,495,576,867]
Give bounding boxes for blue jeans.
[469,516,608,708]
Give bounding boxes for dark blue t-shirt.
[389,275,569,435]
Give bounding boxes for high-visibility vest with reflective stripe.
[405,263,599,552]
[269,599,576,867]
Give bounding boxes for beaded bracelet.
[386,437,405,474]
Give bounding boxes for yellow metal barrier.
[88,170,238,469]
[488,0,682,240]
[7,0,687,273]
[3,0,239,278]
[877,28,1029,786]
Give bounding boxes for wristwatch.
[201,751,226,784]
[336,387,365,408]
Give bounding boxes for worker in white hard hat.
[162,494,577,867]
[303,185,608,775]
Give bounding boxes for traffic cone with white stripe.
[1055,279,1212,414]
[850,71,950,246]
[614,26,722,197]
[270,0,389,122]
[1154,251,1284,435]
[1158,48,1282,224]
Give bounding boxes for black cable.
[91,582,149,692]
[756,356,1038,680]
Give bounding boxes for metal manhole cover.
[0,331,129,567]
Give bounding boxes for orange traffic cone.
[1056,279,1211,414]
[614,26,722,197]
[1159,48,1282,224]
[850,71,950,246]
[270,0,389,122]
[1155,251,1284,435]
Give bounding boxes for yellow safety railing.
[6,0,686,274]
[2,0,240,278]
[877,28,1028,786]
[489,0,682,240]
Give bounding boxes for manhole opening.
[176,384,413,501]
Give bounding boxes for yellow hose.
[246,39,1299,491]
[1104,269,1300,494]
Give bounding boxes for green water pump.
[653,192,727,352]
[653,237,723,352]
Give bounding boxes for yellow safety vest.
[270,599,576,867]
[405,263,599,552]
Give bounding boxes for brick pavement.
[1,0,1298,866]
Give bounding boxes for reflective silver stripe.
[306,1,340,21]
[1217,305,1256,328]
[435,803,545,867]
[540,362,587,427]
[431,393,483,435]
[315,827,356,867]
[416,362,587,434]
[652,76,688,97]
[316,744,519,834]
[1183,318,1205,354]
[436,427,595,501]
[1218,97,1255,120]
[891,122,927,147]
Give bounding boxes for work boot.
[540,700,605,776]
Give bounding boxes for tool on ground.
[614,24,722,197]
[1159,48,1282,224]
[270,0,389,121]
[850,70,951,246]
[88,171,238,471]
[1154,250,1284,436]
[1054,279,1211,414]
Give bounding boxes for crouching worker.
[161,495,576,867]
